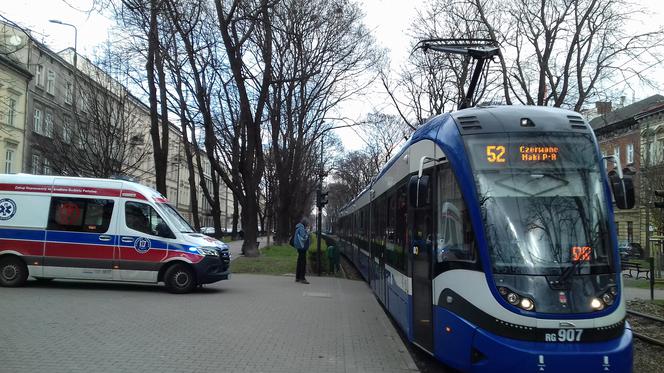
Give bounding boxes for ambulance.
[0,174,230,293]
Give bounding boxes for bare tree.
[103,0,172,194]
[333,150,376,199]
[267,0,380,242]
[204,0,273,256]
[361,112,408,172]
[382,0,503,127]
[385,0,664,124]
[503,0,664,110]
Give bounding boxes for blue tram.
[334,105,634,372]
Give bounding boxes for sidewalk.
[623,285,664,300]
[226,236,268,260]
[0,273,419,373]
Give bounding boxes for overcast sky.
[2,0,663,150]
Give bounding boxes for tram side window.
[47,197,114,233]
[436,167,476,265]
[372,197,386,259]
[387,185,407,271]
[358,209,366,251]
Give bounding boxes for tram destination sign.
[466,134,596,171]
[485,144,560,164]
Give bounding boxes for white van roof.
[0,174,169,203]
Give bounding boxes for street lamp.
[49,19,78,70]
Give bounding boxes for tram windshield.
[465,133,614,276]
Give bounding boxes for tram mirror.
[409,174,430,208]
[608,171,635,209]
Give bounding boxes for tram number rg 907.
[545,329,583,342]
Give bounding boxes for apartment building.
[0,53,31,174]
[591,94,664,254]
[0,19,235,230]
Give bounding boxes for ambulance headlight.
[196,247,219,256]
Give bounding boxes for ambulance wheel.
[0,257,28,287]
[164,264,196,294]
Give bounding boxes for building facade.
[0,19,235,231]
[591,95,664,254]
[0,53,31,174]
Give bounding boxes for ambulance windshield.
[159,203,195,233]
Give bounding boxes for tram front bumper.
[468,324,632,373]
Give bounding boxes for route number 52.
[486,145,506,163]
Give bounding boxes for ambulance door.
[115,199,172,282]
[43,179,120,280]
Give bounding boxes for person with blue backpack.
[293,217,311,284]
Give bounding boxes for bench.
[621,261,650,280]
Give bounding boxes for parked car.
[619,242,643,260]
[200,227,215,236]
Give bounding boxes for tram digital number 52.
[571,246,592,262]
[486,145,506,163]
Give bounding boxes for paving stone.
[0,272,418,373]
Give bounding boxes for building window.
[43,158,51,175]
[626,143,634,164]
[33,108,42,134]
[627,221,633,243]
[613,145,620,164]
[79,94,88,113]
[5,149,14,174]
[46,70,56,95]
[32,154,40,174]
[62,119,71,143]
[7,98,16,126]
[65,82,73,104]
[45,112,54,137]
[36,65,44,87]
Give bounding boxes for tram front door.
[411,207,434,352]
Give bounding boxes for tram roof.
[338,105,592,215]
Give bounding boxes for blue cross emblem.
[0,199,17,220]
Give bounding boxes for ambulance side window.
[125,201,175,239]
[47,197,114,233]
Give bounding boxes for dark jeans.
[296,249,307,280]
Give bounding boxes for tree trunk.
[145,0,166,194]
[275,183,292,243]
[241,194,260,257]
[211,171,222,237]
[154,44,170,195]
[232,198,239,237]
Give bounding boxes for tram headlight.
[609,286,618,296]
[590,298,603,310]
[602,292,614,306]
[520,298,535,311]
[497,287,536,311]
[506,292,519,305]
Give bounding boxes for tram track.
[626,309,664,348]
